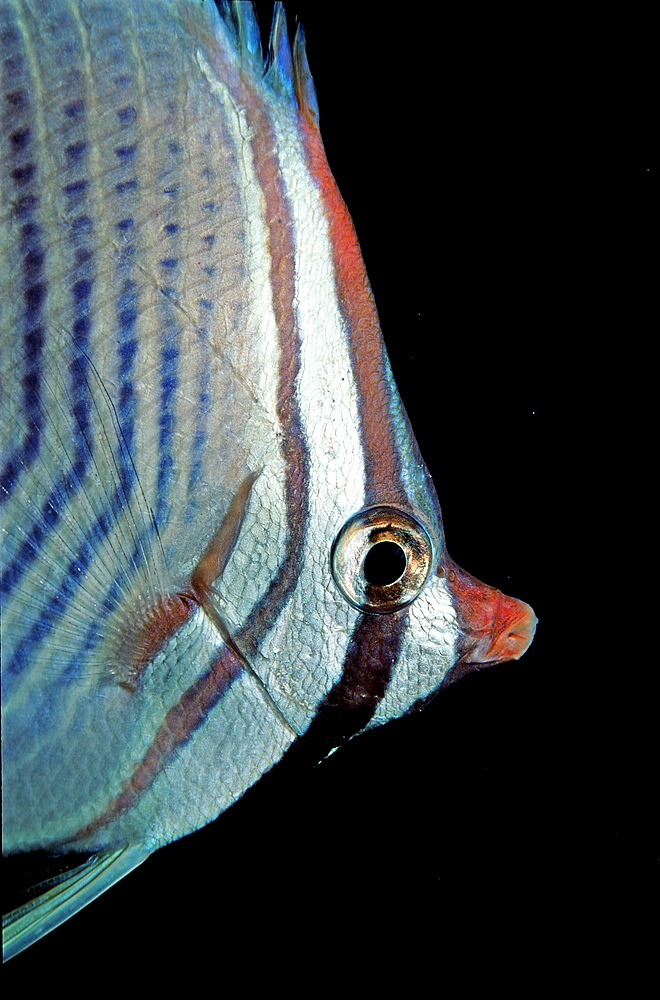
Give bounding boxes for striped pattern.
[2,0,534,876]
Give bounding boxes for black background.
[4,2,655,987]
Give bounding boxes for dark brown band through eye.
[331,507,434,613]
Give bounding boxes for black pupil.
[363,541,406,586]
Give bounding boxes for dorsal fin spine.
[293,23,319,126]
[265,2,295,100]
[232,0,263,65]
[217,3,320,124]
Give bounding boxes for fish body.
[1,0,535,957]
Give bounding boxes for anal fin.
[2,843,152,961]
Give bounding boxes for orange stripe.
[297,112,406,505]
[70,55,310,845]
[70,644,244,842]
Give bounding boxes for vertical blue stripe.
[156,335,179,524]
[1,160,94,601]
[0,59,46,505]
[185,320,212,517]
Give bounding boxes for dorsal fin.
[215,2,319,124]
[218,0,263,69]
[264,2,295,100]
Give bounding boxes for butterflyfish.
[0,0,536,958]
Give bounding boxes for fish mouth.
[442,557,537,670]
[460,593,537,665]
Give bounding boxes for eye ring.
[331,506,434,614]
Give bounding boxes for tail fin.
[2,844,152,961]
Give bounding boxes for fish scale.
[1,0,535,959]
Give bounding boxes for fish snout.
[443,558,537,670]
[465,593,537,665]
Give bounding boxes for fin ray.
[2,844,152,961]
[1,348,170,687]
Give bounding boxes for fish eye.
[331,507,434,613]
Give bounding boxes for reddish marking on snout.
[442,557,537,686]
